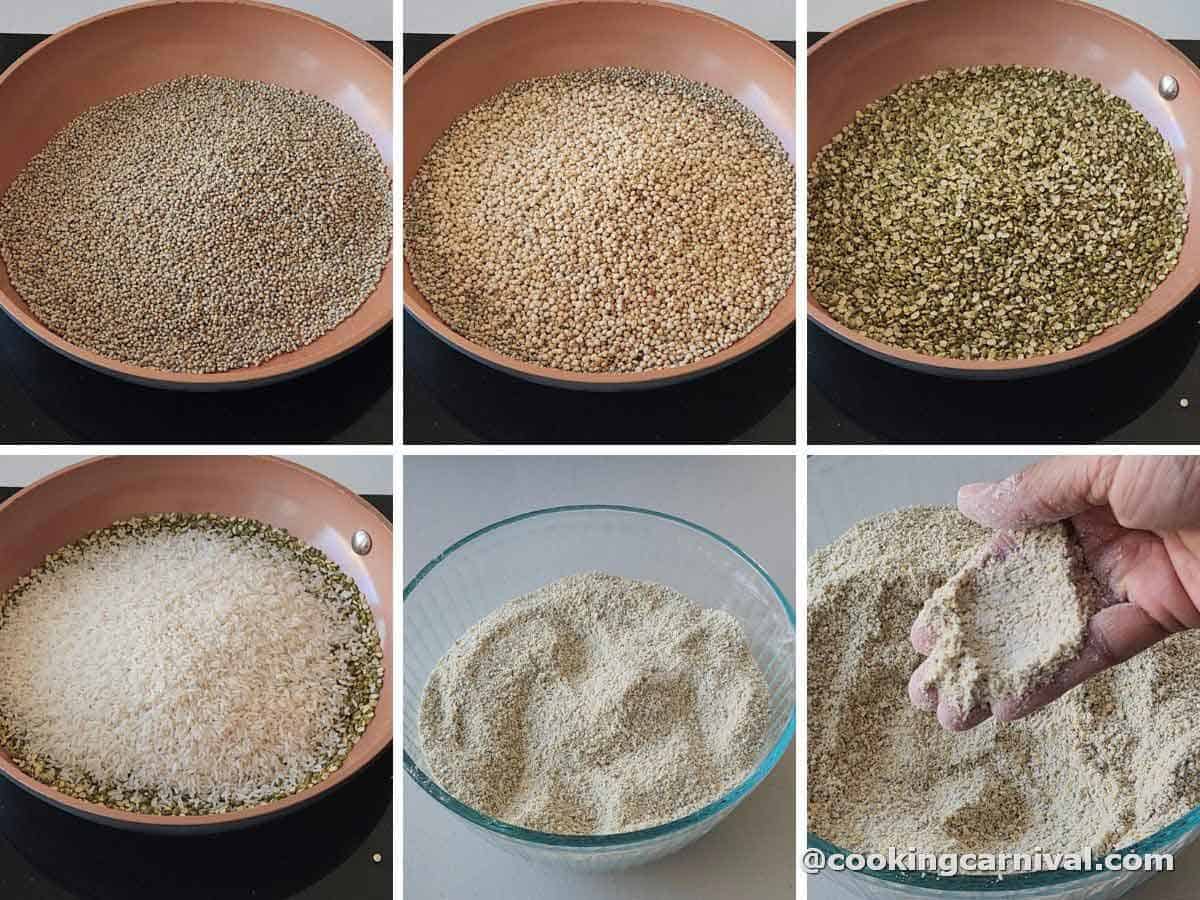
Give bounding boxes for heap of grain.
[405,67,796,374]
[809,507,1200,870]
[0,76,393,374]
[0,514,384,815]
[808,66,1188,360]
[419,572,769,834]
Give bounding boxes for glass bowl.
[404,504,795,871]
[809,785,1200,897]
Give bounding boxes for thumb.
[958,457,1117,530]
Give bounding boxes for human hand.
[908,456,1200,730]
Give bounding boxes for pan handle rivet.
[351,530,373,555]
[1160,74,1180,101]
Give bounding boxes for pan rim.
[0,454,394,832]
[0,0,394,391]
[806,0,1200,378]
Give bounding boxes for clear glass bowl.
[809,803,1200,897]
[404,505,796,871]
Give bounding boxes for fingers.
[909,627,991,731]
[909,602,1168,731]
[908,584,1172,730]
[1073,508,1200,629]
[907,657,938,711]
[1106,457,1200,531]
[906,532,1017,731]
[958,457,1117,530]
[938,699,991,732]
[1110,531,1200,631]
[910,619,936,654]
[960,456,1200,533]
[1160,530,1200,624]
[907,658,992,731]
[991,603,1172,723]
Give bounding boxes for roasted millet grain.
[405,67,796,374]
[0,75,393,374]
[808,66,1188,360]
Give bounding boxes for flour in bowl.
[809,507,1200,871]
[915,522,1099,714]
[418,571,769,834]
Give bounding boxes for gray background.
[807,455,1200,900]
[0,455,392,494]
[0,0,389,40]
[809,0,1200,36]
[808,455,1038,550]
[405,0,795,41]
[404,455,795,900]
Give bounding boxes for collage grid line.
[10,1,1200,899]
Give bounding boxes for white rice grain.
[0,518,379,813]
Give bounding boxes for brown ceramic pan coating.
[0,0,393,391]
[403,0,796,391]
[809,0,1200,378]
[0,456,393,833]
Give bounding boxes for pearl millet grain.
[0,75,393,374]
[404,67,796,374]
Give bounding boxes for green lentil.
[808,65,1188,360]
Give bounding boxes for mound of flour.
[915,522,1098,713]
[809,507,1200,870]
[419,572,769,835]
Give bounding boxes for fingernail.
[958,482,993,504]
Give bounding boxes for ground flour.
[915,523,1098,714]
[419,572,769,835]
[809,507,1200,869]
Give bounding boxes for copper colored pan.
[0,456,393,833]
[403,0,796,391]
[0,0,393,391]
[809,0,1200,378]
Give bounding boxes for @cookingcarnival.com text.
[804,846,1175,878]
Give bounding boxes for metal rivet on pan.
[1160,74,1180,101]
[351,530,373,555]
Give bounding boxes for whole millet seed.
[808,65,1188,361]
[0,75,393,374]
[404,67,796,374]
